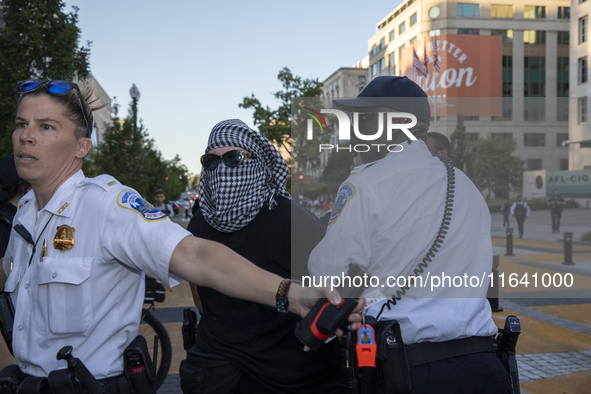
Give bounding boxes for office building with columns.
[570,0,591,170]
[363,0,570,172]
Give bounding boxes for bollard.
[505,227,514,256]
[563,231,574,266]
[487,255,503,312]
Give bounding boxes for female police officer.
[0,79,362,393]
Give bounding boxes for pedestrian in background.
[183,198,191,220]
[501,198,511,228]
[547,189,565,233]
[510,195,530,239]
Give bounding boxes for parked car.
[168,201,179,215]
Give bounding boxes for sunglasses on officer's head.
[15,80,91,138]
[200,150,255,171]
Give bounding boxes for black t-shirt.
[0,202,16,258]
[548,195,564,211]
[501,201,510,213]
[187,196,340,394]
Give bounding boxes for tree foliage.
[0,0,91,157]
[322,147,354,198]
[97,99,188,202]
[449,114,472,176]
[471,137,524,199]
[239,67,323,153]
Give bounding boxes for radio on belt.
[295,264,369,351]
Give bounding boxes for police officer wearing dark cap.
[308,76,512,393]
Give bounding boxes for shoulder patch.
[117,190,166,221]
[329,182,356,226]
[351,166,360,174]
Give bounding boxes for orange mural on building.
[401,34,503,116]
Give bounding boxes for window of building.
[491,5,513,18]
[557,57,569,121]
[524,57,545,96]
[410,36,417,43]
[491,30,513,44]
[579,57,588,84]
[458,29,480,35]
[527,159,542,170]
[464,116,480,121]
[457,3,479,17]
[557,31,570,45]
[580,16,588,44]
[429,29,441,37]
[494,56,513,121]
[560,159,569,171]
[580,0,587,4]
[358,75,366,83]
[410,12,417,26]
[491,133,513,140]
[371,44,377,55]
[380,37,386,50]
[380,58,386,71]
[556,133,569,146]
[389,30,395,41]
[372,63,378,77]
[524,57,545,120]
[399,44,405,59]
[466,133,479,141]
[524,30,546,44]
[391,65,397,75]
[399,21,406,34]
[524,133,546,147]
[578,97,588,124]
[389,52,395,66]
[558,7,570,19]
[524,6,546,19]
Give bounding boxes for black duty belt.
[404,336,495,367]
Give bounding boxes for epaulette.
[350,162,378,175]
[76,175,120,192]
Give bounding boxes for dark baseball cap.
[0,155,23,190]
[333,76,431,126]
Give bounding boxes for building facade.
[362,0,570,172]
[569,0,591,170]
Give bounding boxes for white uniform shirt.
[3,170,190,378]
[308,141,498,344]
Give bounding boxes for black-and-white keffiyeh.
[199,119,291,233]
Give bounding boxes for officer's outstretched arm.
[169,236,364,326]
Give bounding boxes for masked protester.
[180,119,340,394]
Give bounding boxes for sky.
[64,0,403,176]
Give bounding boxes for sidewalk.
[489,208,591,394]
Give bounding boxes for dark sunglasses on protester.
[200,150,255,171]
[15,80,91,138]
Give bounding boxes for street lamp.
[129,83,140,132]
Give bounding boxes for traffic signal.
[299,174,304,180]
[165,177,169,181]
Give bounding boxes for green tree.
[322,146,354,198]
[471,138,524,199]
[240,67,323,154]
[0,0,91,157]
[98,99,181,201]
[449,113,472,176]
